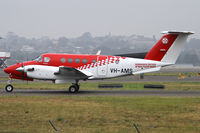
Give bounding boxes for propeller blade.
[21,62,25,80]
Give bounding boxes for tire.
[74,84,80,91]
[69,85,78,93]
[5,84,14,92]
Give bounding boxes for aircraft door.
[97,56,108,76]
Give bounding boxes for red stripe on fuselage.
[145,34,178,61]
[37,54,126,69]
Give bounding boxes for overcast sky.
[0,0,199,38]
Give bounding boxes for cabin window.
[68,58,73,63]
[75,58,80,63]
[44,57,50,62]
[92,59,96,63]
[82,58,87,64]
[61,58,66,63]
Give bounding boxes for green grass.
[0,77,9,80]
[1,81,200,91]
[0,96,199,133]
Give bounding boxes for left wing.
[54,66,93,80]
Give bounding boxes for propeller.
[16,56,35,82]
[15,62,26,80]
[21,62,25,80]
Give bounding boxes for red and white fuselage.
[18,54,169,81]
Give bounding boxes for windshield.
[34,55,42,62]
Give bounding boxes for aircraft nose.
[4,64,18,74]
[4,67,12,74]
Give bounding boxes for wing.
[54,66,93,80]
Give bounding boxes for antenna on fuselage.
[96,50,101,55]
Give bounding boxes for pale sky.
[0,0,199,38]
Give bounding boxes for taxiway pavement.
[0,89,200,97]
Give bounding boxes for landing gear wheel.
[69,84,79,93]
[5,84,14,92]
[75,84,80,91]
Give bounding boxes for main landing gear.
[69,80,79,93]
[5,78,14,92]
[69,84,79,93]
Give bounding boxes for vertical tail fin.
[145,31,194,64]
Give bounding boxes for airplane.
[3,31,194,93]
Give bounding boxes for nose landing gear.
[5,78,14,92]
[5,84,14,92]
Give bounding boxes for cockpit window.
[34,56,42,62]
[44,57,50,62]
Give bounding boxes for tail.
[145,31,194,64]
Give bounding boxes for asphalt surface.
[1,75,200,84]
[1,67,200,97]
[0,89,200,97]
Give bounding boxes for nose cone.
[4,67,12,74]
[4,64,18,74]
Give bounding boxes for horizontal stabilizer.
[161,31,194,35]
[132,67,161,75]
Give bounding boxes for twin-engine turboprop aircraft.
[4,31,194,93]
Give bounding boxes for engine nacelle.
[25,65,59,80]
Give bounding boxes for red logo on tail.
[162,37,168,44]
